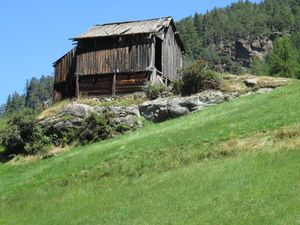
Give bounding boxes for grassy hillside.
[0,82,300,225]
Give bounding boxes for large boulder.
[61,103,93,118]
[139,90,228,122]
[244,78,258,87]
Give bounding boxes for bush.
[181,60,221,95]
[172,79,183,95]
[1,109,51,155]
[2,125,24,154]
[79,113,111,145]
[1,109,36,154]
[249,56,270,76]
[145,82,166,100]
[24,125,51,155]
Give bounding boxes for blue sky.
[0,0,261,105]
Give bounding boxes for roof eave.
[70,31,155,41]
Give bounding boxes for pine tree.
[176,17,203,61]
[25,78,41,110]
[4,92,25,115]
[269,37,300,78]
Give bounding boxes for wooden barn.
[53,17,185,102]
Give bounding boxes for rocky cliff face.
[217,32,286,70]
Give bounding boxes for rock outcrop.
[217,32,286,70]
[39,75,289,131]
[139,90,231,122]
[39,104,142,138]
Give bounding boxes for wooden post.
[112,73,116,96]
[150,36,156,69]
[75,75,80,99]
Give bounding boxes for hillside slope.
[1,82,300,225]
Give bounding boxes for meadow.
[0,82,299,225]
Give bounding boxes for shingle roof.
[72,17,173,39]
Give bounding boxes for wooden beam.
[150,36,156,69]
[75,75,80,98]
[112,73,116,96]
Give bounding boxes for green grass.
[1,82,300,225]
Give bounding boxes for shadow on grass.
[0,149,13,163]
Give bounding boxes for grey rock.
[168,105,189,118]
[215,33,277,71]
[244,79,258,87]
[62,103,93,118]
[256,88,273,94]
[39,104,142,141]
[139,90,226,122]
[175,96,203,111]
[197,90,226,104]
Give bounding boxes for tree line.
[176,0,300,77]
[2,76,54,116]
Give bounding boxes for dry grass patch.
[216,123,300,156]
[77,94,146,107]
[220,74,290,95]
[37,100,71,120]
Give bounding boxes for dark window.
[155,38,162,72]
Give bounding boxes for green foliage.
[199,45,221,66]
[269,36,300,78]
[176,16,202,60]
[291,32,300,49]
[249,56,270,76]
[144,82,166,100]
[3,75,54,117]
[181,60,221,95]
[171,79,183,95]
[24,126,51,155]
[262,0,295,32]
[0,105,4,117]
[79,113,111,145]
[25,75,54,111]
[1,109,50,155]
[4,92,25,115]
[176,0,300,73]
[1,109,36,154]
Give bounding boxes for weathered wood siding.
[53,21,185,102]
[162,27,183,81]
[78,72,148,97]
[115,73,148,94]
[76,34,151,75]
[79,75,112,97]
[53,48,77,102]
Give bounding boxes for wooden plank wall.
[115,73,147,94]
[78,73,148,97]
[76,34,151,75]
[162,27,184,81]
[79,75,112,97]
[53,48,77,102]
